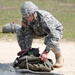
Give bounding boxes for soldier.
[16,1,64,68]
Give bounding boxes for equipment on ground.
[2,22,21,33]
[13,48,54,73]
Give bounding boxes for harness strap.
[26,56,29,69]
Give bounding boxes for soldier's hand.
[17,50,26,56]
[40,52,48,61]
[17,48,30,56]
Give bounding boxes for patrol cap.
[20,1,38,17]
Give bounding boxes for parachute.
[13,48,54,72]
[2,22,21,33]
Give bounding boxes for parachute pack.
[2,22,21,33]
[13,48,54,72]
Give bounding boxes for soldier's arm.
[44,15,63,39]
[43,14,63,52]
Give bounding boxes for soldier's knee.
[47,39,58,47]
[50,40,60,53]
[50,39,58,46]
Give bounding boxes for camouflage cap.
[20,1,38,17]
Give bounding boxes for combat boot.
[54,52,64,68]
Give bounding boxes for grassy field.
[0,0,75,41]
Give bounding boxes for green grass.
[0,0,75,41]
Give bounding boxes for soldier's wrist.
[45,46,50,53]
[43,50,49,54]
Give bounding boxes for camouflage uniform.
[16,10,63,54]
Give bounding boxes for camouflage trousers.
[16,27,61,54]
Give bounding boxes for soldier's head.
[20,1,38,22]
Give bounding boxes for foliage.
[0,0,75,41]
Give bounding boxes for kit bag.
[13,48,54,72]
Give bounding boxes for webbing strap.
[26,56,29,69]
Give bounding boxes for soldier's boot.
[54,52,64,68]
